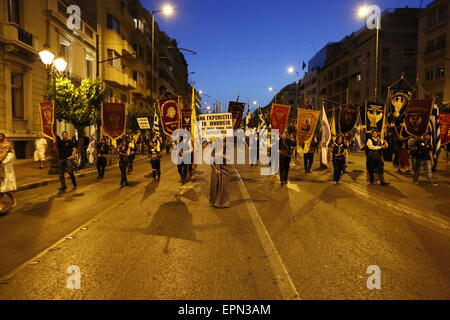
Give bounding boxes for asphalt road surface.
[0,154,449,300]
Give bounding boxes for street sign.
[197,113,234,138]
[137,117,151,130]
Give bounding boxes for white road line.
[345,183,450,231]
[234,168,301,300]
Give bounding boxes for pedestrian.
[332,134,346,184]
[303,140,316,173]
[0,136,17,213]
[279,131,294,186]
[57,132,78,191]
[149,140,161,179]
[127,136,136,173]
[96,137,110,179]
[118,139,129,188]
[209,148,231,209]
[290,133,297,168]
[165,136,172,155]
[366,130,390,186]
[395,138,410,173]
[175,137,189,184]
[343,136,350,174]
[34,133,48,169]
[410,134,438,186]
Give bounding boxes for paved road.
[0,153,449,300]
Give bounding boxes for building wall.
[417,0,449,104]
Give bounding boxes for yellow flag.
[331,115,337,138]
[191,86,197,139]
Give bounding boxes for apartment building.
[311,7,420,110]
[0,0,97,158]
[417,0,449,104]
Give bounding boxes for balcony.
[0,22,38,52]
[103,65,136,90]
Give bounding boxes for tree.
[48,76,105,167]
[126,104,153,133]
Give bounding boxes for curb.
[16,157,148,193]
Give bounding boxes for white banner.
[137,117,151,130]
[198,113,234,138]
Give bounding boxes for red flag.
[159,97,181,136]
[405,99,434,137]
[39,101,56,141]
[440,113,450,145]
[270,103,291,133]
[102,102,126,140]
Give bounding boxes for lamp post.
[39,46,67,175]
[269,87,278,103]
[288,66,300,107]
[151,4,174,104]
[358,5,381,101]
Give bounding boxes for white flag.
[321,104,331,166]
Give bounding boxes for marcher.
[303,140,316,173]
[209,149,231,208]
[366,130,390,186]
[127,136,136,173]
[57,132,78,191]
[332,134,346,184]
[96,137,110,179]
[410,135,438,186]
[279,131,294,186]
[34,133,48,169]
[149,140,161,179]
[118,139,129,188]
[176,137,189,184]
[0,135,16,213]
[395,138,410,173]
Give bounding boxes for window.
[438,6,448,23]
[85,26,94,39]
[404,48,415,57]
[8,0,20,24]
[427,11,436,28]
[436,65,445,79]
[86,57,93,78]
[436,35,446,50]
[11,73,24,119]
[356,73,362,82]
[133,19,145,33]
[107,13,120,33]
[105,87,114,102]
[354,55,362,66]
[120,93,127,103]
[426,40,435,53]
[59,43,70,69]
[107,49,121,68]
[426,68,434,81]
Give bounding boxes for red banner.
[102,102,126,140]
[270,104,291,133]
[405,99,433,137]
[159,97,181,136]
[39,101,55,141]
[228,101,246,130]
[181,109,192,132]
[440,113,450,145]
[339,106,358,133]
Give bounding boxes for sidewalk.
[12,155,148,192]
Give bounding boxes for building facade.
[417,0,449,105]
[0,0,192,159]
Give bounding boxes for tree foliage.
[126,104,152,133]
[48,76,105,129]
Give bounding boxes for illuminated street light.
[162,4,174,16]
[287,66,296,74]
[39,47,55,66]
[358,6,369,18]
[53,56,68,72]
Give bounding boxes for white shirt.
[35,138,47,151]
[367,138,388,150]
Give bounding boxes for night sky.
[143,0,428,111]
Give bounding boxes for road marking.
[234,168,300,300]
[287,183,300,192]
[345,183,450,231]
[0,175,156,282]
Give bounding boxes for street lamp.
[358,4,381,100]
[151,4,175,103]
[39,46,67,175]
[269,87,278,103]
[287,66,300,107]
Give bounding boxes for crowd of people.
[0,126,446,215]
